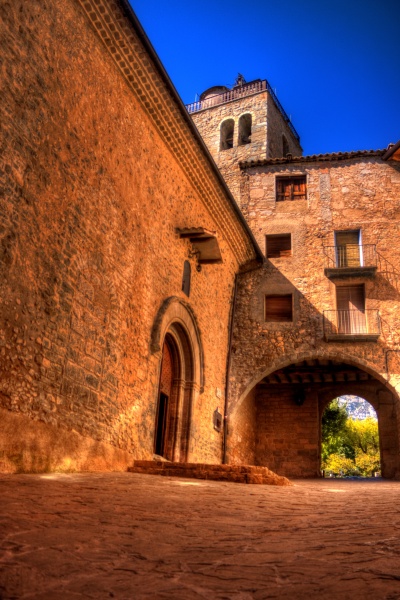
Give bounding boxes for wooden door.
[336,285,366,333]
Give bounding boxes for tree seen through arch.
[321,395,380,477]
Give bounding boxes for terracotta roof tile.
[239,149,386,169]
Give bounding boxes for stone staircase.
[128,460,291,486]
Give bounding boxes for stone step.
[128,460,291,486]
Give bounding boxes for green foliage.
[324,453,359,477]
[321,399,380,477]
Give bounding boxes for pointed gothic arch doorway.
[154,325,194,462]
[151,297,204,463]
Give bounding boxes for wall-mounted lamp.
[294,389,305,406]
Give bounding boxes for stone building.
[190,84,400,478]
[0,0,262,472]
[2,0,400,480]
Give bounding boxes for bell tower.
[187,75,302,207]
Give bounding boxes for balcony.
[323,244,377,279]
[323,309,380,342]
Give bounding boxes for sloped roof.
[240,149,386,169]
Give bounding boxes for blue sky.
[131,0,399,156]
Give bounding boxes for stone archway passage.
[228,358,400,479]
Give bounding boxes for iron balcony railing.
[186,79,300,142]
[323,309,381,339]
[323,244,377,270]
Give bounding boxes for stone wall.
[227,385,256,465]
[0,0,258,472]
[255,385,319,477]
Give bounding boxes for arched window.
[220,119,234,150]
[238,114,252,146]
[282,134,289,157]
[182,261,191,297]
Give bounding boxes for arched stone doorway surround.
[227,350,400,479]
[151,297,204,462]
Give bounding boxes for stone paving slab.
[1,473,400,599]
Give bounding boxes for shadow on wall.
[0,408,132,473]
[227,257,400,479]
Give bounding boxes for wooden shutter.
[292,177,306,199]
[276,179,290,201]
[276,176,306,201]
[266,234,292,258]
[265,295,293,322]
[335,231,360,267]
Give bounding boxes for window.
[282,134,289,157]
[335,230,361,267]
[182,261,191,296]
[276,176,306,202]
[238,114,252,146]
[265,295,293,322]
[336,284,366,334]
[266,234,292,258]
[220,119,234,150]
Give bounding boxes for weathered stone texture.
[228,384,256,465]
[0,0,259,470]
[255,386,319,477]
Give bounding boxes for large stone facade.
[0,0,261,472]
[227,153,400,477]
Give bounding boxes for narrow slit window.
[266,234,292,258]
[238,114,252,146]
[182,261,191,296]
[265,295,293,322]
[220,119,235,150]
[276,176,306,201]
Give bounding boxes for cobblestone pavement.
[1,473,400,599]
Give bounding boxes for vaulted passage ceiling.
[262,359,374,386]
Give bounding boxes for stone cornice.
[76,0,262,265]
